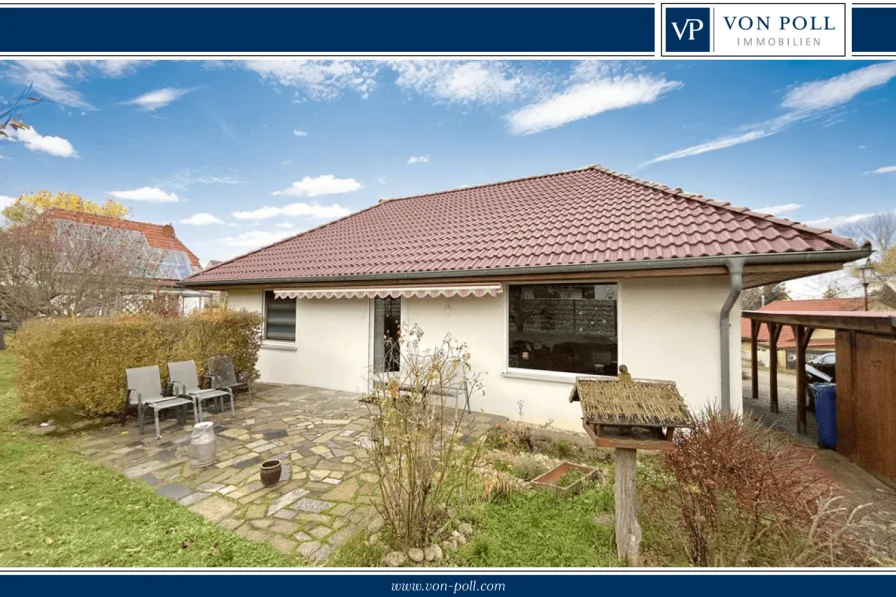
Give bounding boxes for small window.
[508,283,618,376]
[264,291,296,342]
[373,297,401,373]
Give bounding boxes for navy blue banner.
[0,7,655,54]
[852,6,896,53]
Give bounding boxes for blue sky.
[1,59,895,295]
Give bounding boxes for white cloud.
[108,187,179,203]
[233,202,351,220]
[270,174,362,197]
[275,222,294,229]
[392,61,544,105]
[166,170,244,190]
[10,126,78,158]
[123,87,195,111]
[243,60,379,101]
[0,195,15,209]
[755,203,802,216]
[865,165,896,175]
[805,213,874,229]
[378,177,387,184]
[5,60,149,109]
[643,62,896,166]
[858,145,867,149]
[222,229,295,249]
[782,61,896,112]
[408,155,429,164]
[180,213,224,226]
[293,130,308,137]
[507,64,681,135]
[282,160,292,165]
[227,222,242,228]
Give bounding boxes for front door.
[373,297,401,373]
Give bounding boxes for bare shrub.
[364,324,484,550]
[663,411,829,566]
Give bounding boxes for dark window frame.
[507,282,619,377]
[263,290,297,342]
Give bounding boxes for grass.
[0,337,299,567]
[452,483,618,567]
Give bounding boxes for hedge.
[14,310,263,419]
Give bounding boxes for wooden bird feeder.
[569,365,693,565]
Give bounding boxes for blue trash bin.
[812,383,837,449]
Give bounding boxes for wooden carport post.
[768,322,783,413]
[793,324,815,434]
[750,320,760,400]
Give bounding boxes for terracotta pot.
[259,459,282,487]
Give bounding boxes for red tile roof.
[740,299,865,344]
[46,209,201,268]
[185,165,860,285]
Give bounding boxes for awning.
[273,284,502,300]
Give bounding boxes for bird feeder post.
[570,365,693,567]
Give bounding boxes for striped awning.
[273,284,502,300]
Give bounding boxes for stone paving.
[67,384,506,565]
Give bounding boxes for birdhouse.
[569,365,693,450]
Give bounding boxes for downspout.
[719,258,745,416]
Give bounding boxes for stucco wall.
[227,276,742,431]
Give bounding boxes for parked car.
[806,352,836,383]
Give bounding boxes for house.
[182,165,869,429]
[46,209,210,314]
[740,298,865,369]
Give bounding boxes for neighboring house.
[46,209,209,314]
[739,298,865,369]
[182,165,868,429]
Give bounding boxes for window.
[373,297,401,373]
[264,291,296,342]
[508,283,618,376]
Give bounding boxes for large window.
[508,283,618,376]
[264,291,297,342]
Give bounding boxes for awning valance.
[273,284,502,300]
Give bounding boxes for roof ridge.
[586,164,860,251]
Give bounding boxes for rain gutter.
[719,258,744,417]
[179,248,871,288]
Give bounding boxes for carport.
[743,309,896,481]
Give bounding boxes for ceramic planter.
[259,459,282,487]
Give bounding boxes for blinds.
[264,291,297,342]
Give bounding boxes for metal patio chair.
[207,354,251,399]
[168,360,235,422]
[125,365,193,440]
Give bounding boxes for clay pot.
[259,459,282,487]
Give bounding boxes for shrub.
[364,324,484,550]
[14,310,262,419]
[662,411,828,567]
[510,456,547,481]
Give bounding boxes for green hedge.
[14,310,263,419]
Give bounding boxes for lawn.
[0,338,299,567]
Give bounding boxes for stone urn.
[259,459,282,487]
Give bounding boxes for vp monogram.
[672,18,705,41]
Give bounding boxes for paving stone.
[189,496,238,522]
[235,526,270,543]
[156,482,194,501]
[154,449,176,461]
[270,535,297,554]
[139,473,159,485]
[322,478,341,485]
[197,482,225,493]
[330,503,355,516]
[293,531,313,542]
[245,504,268,520]
[250,519,274,529]
[293,497,333,514]
[309,525,331,540]
[267,488,310,516]
[274,509,297,520]
[124,460,167,479]
[327,526,356,547]
[296,512,332,525]
[234,455,263,469]
[219,485,237,495]
[310,469,330,481]
[297,541,321,558]
[310,445,332,455]
[279,464,291,481]
[218,518,242,531]
[269,520,298,535]
[310,544,334,563]
[263,429,288,440]
[178,492,211,507]
[321,476,360,502]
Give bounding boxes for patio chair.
[168,360,234,422]
[207,354,251,399]
[125,365,193,440]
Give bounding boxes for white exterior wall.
[227,276,742,431]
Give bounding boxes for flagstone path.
[67,384,505,565]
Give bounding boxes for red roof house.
[740,298,865,349]
[182,165,870,430]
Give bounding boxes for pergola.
[743,310,896,434]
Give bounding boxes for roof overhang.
[273,284,502,300]
[744,310,896,335]
[181,247,872,290]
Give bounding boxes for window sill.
[261,341,297,352]
[501,369,617,384]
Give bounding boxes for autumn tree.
[1,191,129,226]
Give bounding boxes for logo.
[665,7,711,52]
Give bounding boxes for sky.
[1,59,895,297]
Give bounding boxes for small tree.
[364,325,484,550]
[0,83,40,142]
[1,191,129,227]
[741,283,789,310]
[838,212,896,256]
[0,218,157,329]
